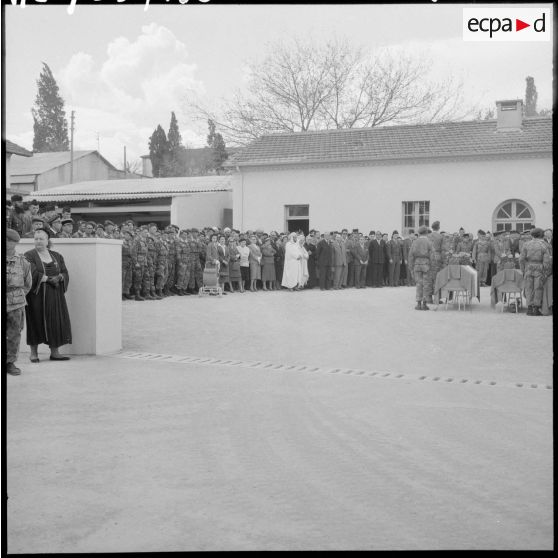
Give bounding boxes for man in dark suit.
[316,232,333,290]
[368,231,387,287]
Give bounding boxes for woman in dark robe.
[24,228,72,362]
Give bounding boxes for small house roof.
[23,175,233,203]
[10,150,119,176]
[5,140,33,157]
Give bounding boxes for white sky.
[2,2,554,169]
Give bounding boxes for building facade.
[25,176,234,229]
[10,150,128,194]
[227,100,552,235]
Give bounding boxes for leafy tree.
[193,37,470,145]
[148,125,170,178]
[525,76,538,117]
[32,62,69,152]
[206,119,228,174]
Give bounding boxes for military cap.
[463,233,471,238]
[96,223,105,230]
[48,214,61,224]
[125,219,135,225]
[418,225,428,235]
[531,227,544,238]
[121,229,133,236]
[223,227,231,233]
[104,220,115,226]
[87,221,97,228]
[32,216,45,223]
[6,228,21,242]
[61,218,74,226]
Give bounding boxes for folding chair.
[443,265,470,311]
[498,268,523,314]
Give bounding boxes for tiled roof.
[10,150,118,175]
[225,117,552,168]
[23,175,233,202]
[5,140,33,157]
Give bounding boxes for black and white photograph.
[2,0,553,552]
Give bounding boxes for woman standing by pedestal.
[24,228,72,362]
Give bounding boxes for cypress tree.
[31,62,69,152]
[148,125,170,178]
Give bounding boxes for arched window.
[493,199,534,233]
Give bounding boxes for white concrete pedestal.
[17,238,122,355]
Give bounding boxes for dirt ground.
[5,286,553,551]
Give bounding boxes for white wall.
[171,191,233,229]
[234,157,552,234]
[17,238,122,355]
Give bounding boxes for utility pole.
[70,110,75,183]
[123,146,127,177]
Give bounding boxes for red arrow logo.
[516,19,530,31]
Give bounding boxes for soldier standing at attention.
[471,230,493,287]
[408,225,433,310]
[121,229,135,300]
[144,235,159,299]
[154,230,169,298]
[163,227,177,296]
[520,227,551,316]
[187,228,204,294]
[425,220,443,303]
[174,230,191,296]
[6,229,33,376]
[386,230,403,287]
[131,227,149,301]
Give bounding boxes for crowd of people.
[5,194,553,375]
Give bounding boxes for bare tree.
[191,37,473,146]
[120,158,142,175]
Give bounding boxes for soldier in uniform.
[121,229,135,300]
[174,229,190,295]
[402,233,415,286]
[153,231,169,298]
[519,227,552,316]
[408,225,433,310]
[455,232,473,256]
[471,229,493,286]
[425,220,443,303]
[143,235,159,299]
[6,229,33,376]
[508,230,521,268]
[164,227,178,296]
[131,227,149,301]
[187,228,204,293]
[57,218,74,238]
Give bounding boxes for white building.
[226,100,552,235]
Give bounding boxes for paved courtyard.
[6,286,553,551]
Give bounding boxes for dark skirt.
[229,260,242,281]
[262,262,276,282]
[26,261,72,348]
